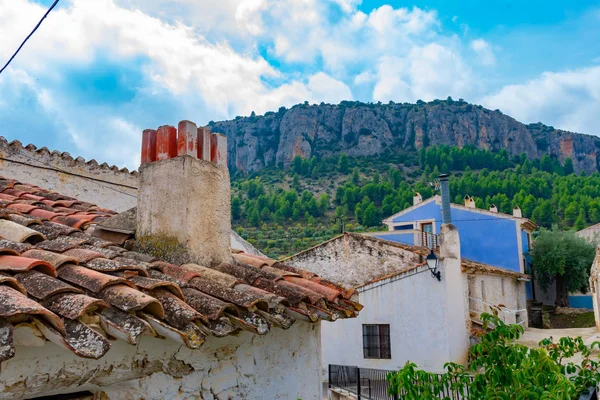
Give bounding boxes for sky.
[0,0,599,169]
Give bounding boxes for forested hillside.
[232,146,600,259]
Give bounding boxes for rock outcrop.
[209,100,600,175]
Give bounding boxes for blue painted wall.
[375,232,415,245]
[569,295,593,309]
[387,201,522,272]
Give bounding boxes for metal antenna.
[428,178,441,192]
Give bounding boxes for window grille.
[362,324,391,359]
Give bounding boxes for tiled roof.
[0,177,360,362]
[461,258,531,280]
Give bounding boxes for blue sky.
[1,0,599,168]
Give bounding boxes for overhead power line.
[0,0,60,76]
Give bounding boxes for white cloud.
[470,39,496,66]
[307,72,353,103]
[0,0,355,167]
[480,66,600,135]
[373,43,472,103]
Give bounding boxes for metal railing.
[328,365,472,400]
[419,231,439,249]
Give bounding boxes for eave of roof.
[461,258,531,280]
[383,195,537,230]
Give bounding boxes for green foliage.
[338,153,349,174]
[387,313,600,400]
[232,145,600,259]
[531,229,595,306]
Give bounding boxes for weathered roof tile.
[0,175,361,362]
[15,270,82,300]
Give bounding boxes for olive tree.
[530,229,595,307]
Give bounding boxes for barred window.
[362,324,391,359]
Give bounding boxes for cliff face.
[210,100,600,174]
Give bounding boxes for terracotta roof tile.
[15,270,82,300]
[0,219,46,244]
[29,208,63,220]
[42,293,107,319]
[98,307,153,345]
[57,264,133,293]
[153,288,208,329]
[7,214,42,227]
[31,220,79,239]
[0,286,65,334]
[99,284,164,318]
[62,248,105,263]
[181,287,238,320]
[0,273,27,295]
[189,277,269,311]
[128,276,184,299]
[0,255,56,277]
[0,239,32,254]
[21,249,78,268]
[0,175,360,362]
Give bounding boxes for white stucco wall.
[321,263,462,373]
[0,322,321,400]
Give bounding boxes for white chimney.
[489,204,498,213]
[464,195,475,208]
[138,121,231,267]
[413,192,423,205]
[513,206,522,218]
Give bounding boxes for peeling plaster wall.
[0,140,138,212]
[0,322,322,400]
[467,274,528,326]
[285,234,423,288]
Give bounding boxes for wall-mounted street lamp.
[426,250,441,281]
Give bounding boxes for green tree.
[248,208,260,227]
[231,196,242,220]
[574,209,587,231]
[564,157,574,175]
[351,167,361,185]
[362,202,381,227]
[531,229,595,307]
[338,153,349,174]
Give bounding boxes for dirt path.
[518,327,599,348]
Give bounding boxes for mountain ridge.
[209,99,600,175]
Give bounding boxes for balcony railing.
[419,231,439,249]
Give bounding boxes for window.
[362,324,391,359]
[393,224,413,231]
[421,222,434,247]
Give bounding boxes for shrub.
[387,312,600,400]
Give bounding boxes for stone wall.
[283,233,424,288]
[467,273,528,326]
[0,322,322,400]
[0,137,137,212]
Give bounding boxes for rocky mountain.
[209,99,600,175]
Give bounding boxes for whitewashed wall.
[322,263,462,373]
[0,322,321,400]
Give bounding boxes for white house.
[0,121,360,399]
[284,231,530,374]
